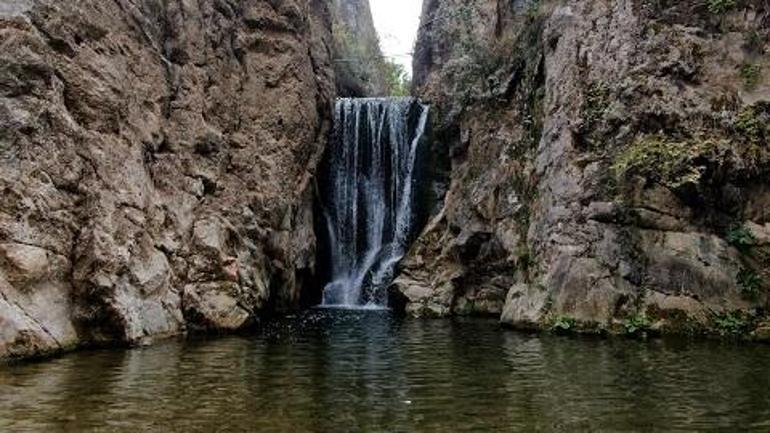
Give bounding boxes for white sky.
[370,0,423,77]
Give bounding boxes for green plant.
[383,60,411,97]
[714,311,748,335]
[744,30,764,53]
[581,83,611,144]
[735,105,768,144]
[739,63,763,91]
[707,0,736,14]
[551,316,576,333]
[624,314,651,335]
[727,225,757,251]
[737,268,763,300]
[612,136,723,188]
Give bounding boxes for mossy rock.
[612,135,727,188]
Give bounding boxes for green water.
[2,309,770,432]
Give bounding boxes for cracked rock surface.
[0,0,335,359]
[402,0,770,337]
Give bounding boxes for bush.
[735,105,769,144]
[707,0,736,14]
[624,314,651,335]
[739,63,763,91]
[383,61,411,97]
[714,312,748,335]
[737,268,763,300]
[612,135,724,188]
[551,316,576,333]
[727,225,757,251]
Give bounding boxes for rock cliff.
[330,0,388,96]
[0,0,335,359]
[400,0,770,337]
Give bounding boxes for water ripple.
[2,310,770,432]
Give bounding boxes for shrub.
[737,268,763,300]
[612,136,724,188]
[739,63,763,91]
[624,314,651,335]
[707,0,736,14]
[551,316,576,333]
[727,225,757,251]
[735,105,768,144]
[383,61,411,97]
[714,312,748,335]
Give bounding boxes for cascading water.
[319,97,430,308]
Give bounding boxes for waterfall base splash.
[318,98,430,308]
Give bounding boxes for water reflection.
[2,310,770,431]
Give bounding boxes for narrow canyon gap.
[317,98,431,308]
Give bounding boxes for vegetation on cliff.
[331,0,409,96]
[402,0,770,340]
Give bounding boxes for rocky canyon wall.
[400,0,770,338]
[330,0,388,96]
[0,0,335,359]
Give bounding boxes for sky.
[369,0,423,77]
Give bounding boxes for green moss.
[735,104,769,145]
[612,135,725,188]
[584,83,611,129]
[739,63,763,91]
[576,82,613,150]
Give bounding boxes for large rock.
[406,0,770,336]
[330,0,389,96]
[0,0,336,359]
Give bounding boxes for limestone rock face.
[0,0,335,359]
[330,0,388,96]
[405,0,770,335]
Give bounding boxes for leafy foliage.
[383,61,411,97]
[735,104,769,145]
[727,225,757,251]
[739,63,763,91]
[612,135,725,188]
[714,312,748,336]
[707,0,736,14]
[624,314,651,335]
[551,316,576,333]
[737,268,763,300]
[583,83,611,129]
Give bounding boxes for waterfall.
[319,97,430,308]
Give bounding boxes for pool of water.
[2,309,770,432]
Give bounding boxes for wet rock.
[183,283,251,331]
[500,284,548,329]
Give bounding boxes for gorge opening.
[316,98,431,308]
